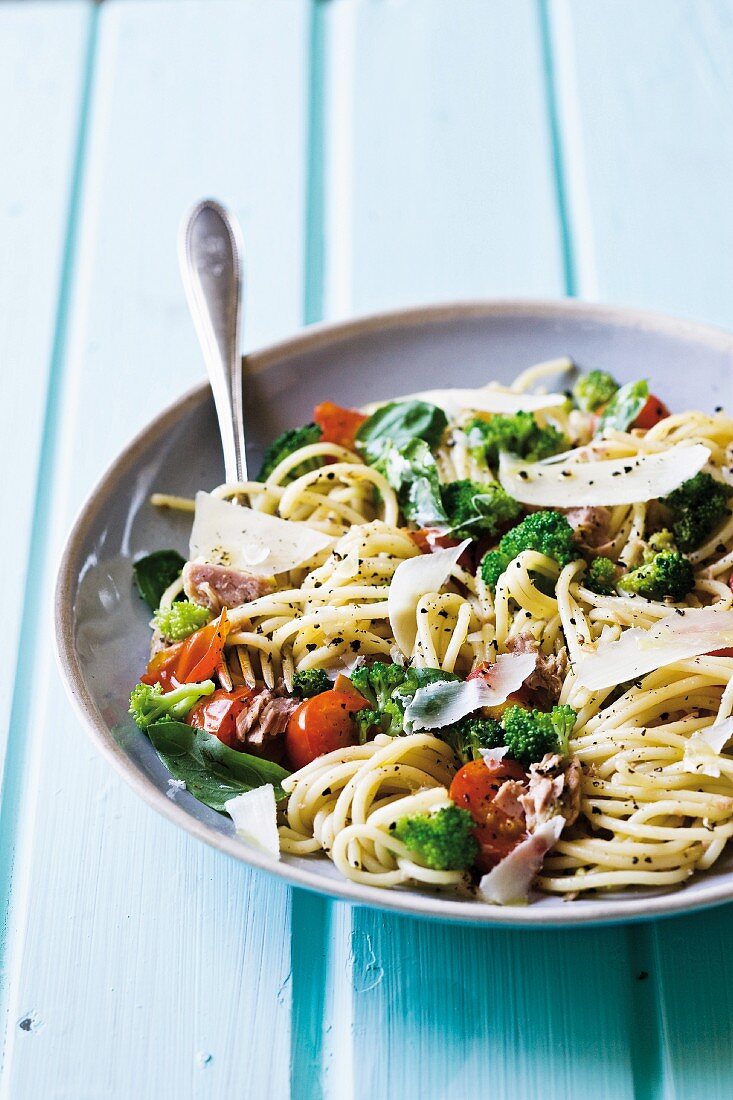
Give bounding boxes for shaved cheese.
[478,816,565,905]
[682,718,733,778]
[499,443,710,507]
[190,492,333,575]
[393,385,567,418]
[479,746,509,765]
[388,540,470,657]
[404,653,536,730]
[224,785,280,859]
[574,608,733,691]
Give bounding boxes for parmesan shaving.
[189,491,334,575]
[392,386,567,418]
[388,540,470,657]
[682,718,733,778]
[404,653,536,730]
[499,443,710,507]
[478,817,565,905]
[574,608,733,691]
[225,785,281,859]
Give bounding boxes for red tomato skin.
[141,609,231,690]
[632,394,670,430]
[449,758,528,873]
[707,648,733,658]
[471,813,528,874]
[285,690,368,770]
[187,686,254,748]
[313,401,367,449]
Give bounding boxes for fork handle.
[179,199,247,482]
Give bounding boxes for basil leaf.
[147,720,290,810]
[376,439,448,527]
[133,549,186,611]
[356,400,448,463]
[597,380,649,434]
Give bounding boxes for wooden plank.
[551,0,733,330]
[550,3,733,1096]
[320,0,565,319]
[316,3,637,1097]
[0,1,92,773]
[1,2,310,1096]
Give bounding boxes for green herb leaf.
[376,439,449,526]
[133,549,186,611]
[147,720,290,810]
[597,380,649,434]
[356,400,448,463]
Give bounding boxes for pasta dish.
[127,359,733,904]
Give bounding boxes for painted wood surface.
[4,1,733,1098]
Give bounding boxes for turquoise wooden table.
[5,1,733,1096]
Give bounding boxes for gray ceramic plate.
[56,300,733,926]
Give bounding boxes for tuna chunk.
[520,753,582,831]
[183,562,274,611]
[564,505,612,549]
[505,633,568,706]
[235,687,300,749]
[493,779,527,821]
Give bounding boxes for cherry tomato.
[141,609,232,690]
[314,401,367,449]
[450,758,528,873]
[285,689,369,770]
[632,394,670,430]
[187,686,255,748]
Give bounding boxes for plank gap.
[537,0,577,297]
[303,0,329,324]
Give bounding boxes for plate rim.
[55,296,733,927]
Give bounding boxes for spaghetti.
[134,362,733,903]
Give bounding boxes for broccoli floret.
[584,556,618,595]
[662,472,732,552]
[443,714,504,762]
[479,550,510,590]
[349,662,409,738]
[440,479,521,540]
[349,662,457,740]
[350,661,406,710]
[353,707,383,744]
[129,680,215,729]
[292,668,331,698]
[646,529,677,554]
[257,423,323,481]
[465,412,567,468]
[479,510,577,590]
[392,804,478,870]
[618,550,694,602]
[501,704,577,765]
[152,600,211,641]
[572,369,620,412]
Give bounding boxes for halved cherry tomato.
[187,685,255,749]
[632,394,670,430]
[141,609,232,690]
[286,689,369,770]
[450,758,528,873]
[314,401,367,449]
